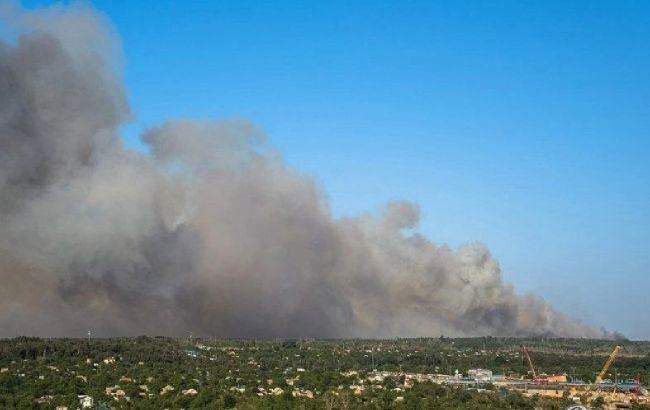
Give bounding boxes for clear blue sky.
[20,0,650,338]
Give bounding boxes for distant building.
[160,385,175,395]
[536,374,567,383]
[78,395,93,408]
[467,369,493,381]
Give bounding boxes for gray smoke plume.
[0,3,608,338]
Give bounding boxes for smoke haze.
[0,3,608,338]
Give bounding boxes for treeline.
[1,337,650,409]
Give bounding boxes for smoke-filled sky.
[1,1,649,339]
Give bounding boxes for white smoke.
[0,2,609,338]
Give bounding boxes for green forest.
[1,337,649,409]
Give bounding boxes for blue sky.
[18,0,650,338]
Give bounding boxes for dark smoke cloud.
[0,3,609,338]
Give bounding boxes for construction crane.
[630,373,641,401]
[595,345,621,384]
[521,345,536,378]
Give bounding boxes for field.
[1,337,649,409]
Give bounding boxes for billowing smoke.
[0,3,608,338]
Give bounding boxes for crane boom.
[522,345,536,378]
[595,345,621,384]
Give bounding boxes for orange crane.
[630,373,641,401]
[521,345,536,378]
[595,345,621,384]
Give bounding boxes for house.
[160,385,175,395]
[349,385,365,395]
[292,389,314,398]
[106,385,127,400]
[78,395,94,408]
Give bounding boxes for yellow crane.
[521,345,536,378]
[595,345,621,384]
